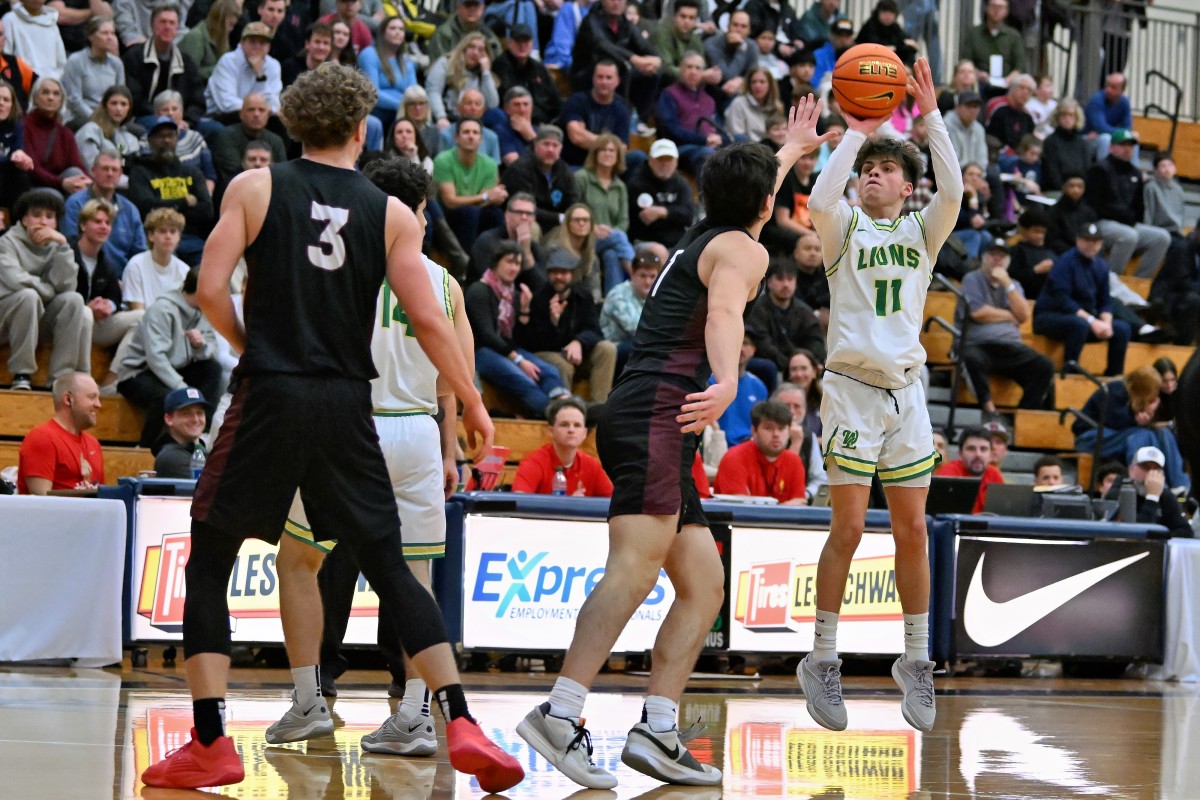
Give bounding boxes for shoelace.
[567,720,596,762]
[911,665,935,707]
[820,664,845,705]
[677,718,706,745]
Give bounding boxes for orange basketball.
[831,43,908,119]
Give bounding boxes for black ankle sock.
[434,684,475,723]
[193,698,226,745]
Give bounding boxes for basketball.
[831,43,908,119]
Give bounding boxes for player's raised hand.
[677,381,737,434]
[906,56,938,117]
[841,108,889,137]
[782,94,840,155]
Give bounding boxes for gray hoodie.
[0,223,78,303]
[1144,175,1186,235]
[118,290,216,386]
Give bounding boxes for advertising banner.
[954,536,1165,659]
[129,497,382,644]
[729,526,904,654]
[461,515,677,651]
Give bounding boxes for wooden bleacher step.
[0,389,144,444]
[0,344,114,388]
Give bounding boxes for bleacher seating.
[0,440,153,485]
[0,343,113,388]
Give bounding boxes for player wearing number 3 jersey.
[795,58,963,736]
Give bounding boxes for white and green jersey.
[808,112,963,389]
[370,255,453,415]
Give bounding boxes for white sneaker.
[796,654,848,731]
[265,691,334,744]
[620,721,721,786]
[892,655,937,732]
[361,710,437,756]
[516,702,616,789]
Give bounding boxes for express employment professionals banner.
[129,497,382,644]
[729,526,904,655]
[461,515,676,650]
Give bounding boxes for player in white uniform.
[796,59,963,734]
[267,158,476,756]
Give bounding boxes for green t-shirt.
[433,149,498,197]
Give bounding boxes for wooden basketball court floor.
[3,655,1199,800]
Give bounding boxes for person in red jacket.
[934,424,1005,513]
[714,400,807,505]
[22,76,91,194]
[513,396,613,497]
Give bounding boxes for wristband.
[1006,283,1018,293]
[1086,314,1095,324]
[1145,494,1160,503]
[482,191,489,203]
[512,353,525,364]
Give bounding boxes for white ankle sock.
[643,695,677,733]
[400,678,429,718]
[903,613,929,661]
[812,609,839,660]
[548,676,588,720]
[293,665,321,708]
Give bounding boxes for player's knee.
[277,537,325,576]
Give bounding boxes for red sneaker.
[141,728,245,789]
[446,717,525,793]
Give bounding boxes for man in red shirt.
[934,425,1005,513]
[18,371,104,494]
[513,397,613,497]
[714,401,807,505]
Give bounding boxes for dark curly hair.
[363,157,431,214]
[280,62,376,150]
[853,136,924,184]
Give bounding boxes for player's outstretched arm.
[385,198,494,453]
[196,168,271,355]
[774,95,840,197]
[908,57,964,254]
[807,103,875,267]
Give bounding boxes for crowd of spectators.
[0,0,1196,514]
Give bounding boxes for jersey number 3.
[308,202,350,271]
[873,278,903,317]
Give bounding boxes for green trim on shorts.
[878,452,939,483]
[829,453,877,477]
[283,519,336,553]
[403,544,447,560]
[372,409,435,417]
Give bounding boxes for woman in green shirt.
[179,0,241,80]
[573,133,636,295]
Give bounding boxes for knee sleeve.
[345,537,448,657]
[182,522,243,658]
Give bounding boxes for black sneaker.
[9,374,31,391]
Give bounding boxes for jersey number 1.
[307,202,350,271]
[873,278,903,317]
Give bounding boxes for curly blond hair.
[280,62,376,150]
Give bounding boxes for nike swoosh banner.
[953,537,1164,659]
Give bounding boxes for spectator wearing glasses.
[468,192,547,285]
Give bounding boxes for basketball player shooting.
[516,95,838,789]
[796,57,962,734]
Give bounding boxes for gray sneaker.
[892,655,937,732]
[361,710,437,757]
[516,702,616,789]
[796,654,848,731]
[620,721,722,786]
[265,691,334,744]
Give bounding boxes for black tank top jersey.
[620,221,750,392]
[238,159,389,380]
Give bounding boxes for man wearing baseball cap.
[1085,126,1171,279]
[494,23,561,124]
[958,237,1055,416]
[205,21,283,120]
[627,139,695,247]
[427,0,503,62]
[1102,445,1191,536]
[154,386,211,479]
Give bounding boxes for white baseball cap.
[1133,446,1165,468]
[649,139,679,159]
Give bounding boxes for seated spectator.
[932,426,950,464]
[71,198,143,392]
[122,208,189,309]
[75,86,141,174]
[490,86,537,165]
[1040,98,1089,191]
[1083,71,1132,160]
[117,265,221,446]
[792,230,830,326]
[748,257,823,384]
[1008,207,1055,298]
[768,148,819,253]
[205,22,282,123]
[985,74,1036,152]
[147,90,216,193]
[281,21,332,88]
[984,419,1010,469]
[952,162,992,259]
[114,0,194,48]
[359,17,417,131]
[121,4,206,126]
[63,150,147,276]
[513,396,613,496]
[258,0,307,75]
[0,78,35,213]
[786,347,823,436]
[0,25,37,112]
[770,381,827,501]
[464,240,567,416]
[23,77,93,195]
[626,139,695,248]
[854,0,916,67]
[1085,129,1170,279]
[574,133,636,294]
[469,192,545,285]
[943,90,986,171]
[714,399,808,504]
[62,18,126,128]
[653,0,705,83]
[0,190,91,390]
[504,125,578,234]
[519,247,616,401]
[543,0,590,71]
[714,327,769,446]
[1045,172,1097,253]
[956,237,1054,414]
[811,19,855,99]
[560,59,633,168]
[1095,460,1126,498]
[427,33,500,129]
[961,0,1023,89]
[1001,134,1045,209]
[935,425,1004,513]
[178,0,241,80]
[704,10,757,110]
[542,203,601,299]
[17,371,103,494]
[127,116,212,265]
[1026,75,1058,139]
[433,117,505,248]
[438,89,502,164]
[1153,357,1178,425]
[211,93,287,195]
[655,52,724,176]
[752,28,787,83]
[569,0,662,123]
[725,67,784,144]
[600,245,660,360]
[1102,446,1191,536]
[1033,454,1064,487]
[317,0,372,53]
[239,140,273,172]
[152,385,208,478]
[1074,364,1190,493]
[397,85,442,160]
[1,0,66,80]
[493,23,561,126]
[328,19,357,67]
[1033,222,1130,376]
[426,0,503,63]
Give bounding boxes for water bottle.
[552,467,567,496]
[630,108,641,135]
[1118,482,1137,522]
[190,445,206,480]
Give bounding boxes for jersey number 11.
[873,278,903,317]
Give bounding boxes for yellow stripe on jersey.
[442,270,454,321]
[868,216,903,232]
[913,210,927,248]
[878,452,940,483]
[828,208,860,277]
